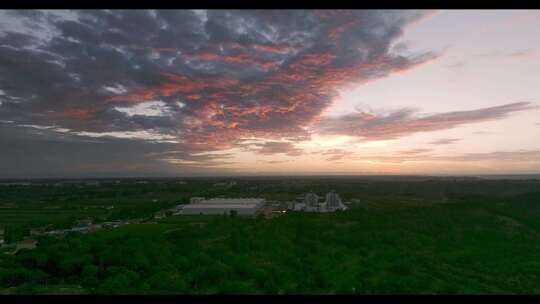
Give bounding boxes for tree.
[147,270,188,293]
[15,282,38,295]
[3,226,28,243]
[98,269,139,294]
[82,265,100,287]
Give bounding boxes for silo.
[325,191,342,209]
[304,192,319,207]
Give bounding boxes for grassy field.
[0,181,199,242]
[0,208,105,226]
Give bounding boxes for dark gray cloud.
[247,141,303,157]
[0,122,236,178]
[0,10,437,177]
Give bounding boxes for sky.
[0,9,539,178]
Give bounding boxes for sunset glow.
[1,10,540,177]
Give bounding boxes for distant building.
[171,206,184,215]
[324,191,348,211]
[30,226,53,236]
[102,221,121,229]
[325,191,341,208]
[75,218,93,227]
[294,191,348,213]
[154,211,166,219]
[44,230,66,237]
[182,198,265,216]
[190,197,205,204]
[70,227,90,234]
[9,238,38,254]
[293,203,306,211]
[323,191,347,211]
[304,192,319,207]
[286,201,294,210]
[213,181,236,187]
[303,192,320,212]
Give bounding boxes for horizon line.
[1,173,540,181]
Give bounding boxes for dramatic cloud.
[0,10,440,176]
[114,101,173,117]
[9,122,179,143]
[154,151,235,168]
[0,123,236,178]
[315,102,537,141]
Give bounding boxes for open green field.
[1,177,540,294]
[0,181,204,242]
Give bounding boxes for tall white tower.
[325,191,342,209]
[304,192,319,207]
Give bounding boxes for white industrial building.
[292,191,348,213]
[304,192,320,212]
[325,191,348,211]
[190,197,205,204]
[181,198,265,216]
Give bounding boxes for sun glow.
[302,134,355,148]
[355,140,397,148]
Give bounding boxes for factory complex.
[178,191,349,216]
[293,191,349,212]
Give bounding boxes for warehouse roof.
[199,198,264,204]
[201,197,264,204]
[184,203,261,209]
